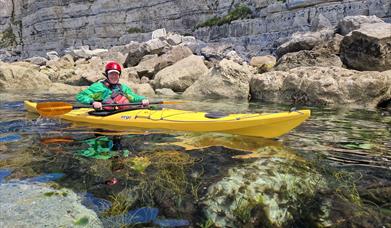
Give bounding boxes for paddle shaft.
[36,100,186,116]
[74,101,167,109]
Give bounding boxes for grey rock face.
[1,0,391,59]
[340,22,391,71]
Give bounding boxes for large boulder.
[250,66,391,108]
[0,61,52,90]
[340,22,391,71]
[201,43,232,61]
[183,59,253,99]
[311,13,332,32]
[121,80,155,97]
[274,50,343,71]
[134,46,193,79]
[313,33,343,55]
[337,15,384,36]
[72,57,105,85]
[144,38,169,55]
[250,55,276,73]
[276,29,334,58]
[97,50,126,65]
[25,56,48,66]
[123,42,147,67]
[0,182,103,227]
[156,46,193,69]
[70,46,108,59]
[154,55,208,92]
[47,83,87,94]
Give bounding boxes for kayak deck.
[24,101,310,138]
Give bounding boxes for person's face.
[107,71,120,84]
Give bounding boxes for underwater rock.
[153,219,190,227]
[24,173,65,183]
[102,207,159,227]
[0,182,103,227]
[0,134,22,143]
[80,192,112,213]
[202,157,328,227]
[0,169,12,183]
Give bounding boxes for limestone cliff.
[0,0,390,58]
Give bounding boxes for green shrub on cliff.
[127,27,144,34]
[0,26,17,48]
[196,4,252,28]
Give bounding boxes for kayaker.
[76,61,149,110]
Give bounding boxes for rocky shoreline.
[0,15,390,109]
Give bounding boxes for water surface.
[0,93,390,227]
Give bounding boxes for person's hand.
[141,99,150,107]
[92,101,103,110]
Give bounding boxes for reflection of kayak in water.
[25,100,310,138]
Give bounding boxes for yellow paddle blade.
[36,102,74,116]
[40,136,75,144]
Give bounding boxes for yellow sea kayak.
[24,101,310,138]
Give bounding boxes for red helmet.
[105,61,122,75]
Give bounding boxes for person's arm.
[75,82,106,105]
[121,84,147,103]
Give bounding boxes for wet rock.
[154,55,208,92]
[250,66,391,108]
[183,59,253,99]
[340,22,391,71]
[0,182,103,227]
[337,15,384,36]
[275,50,343,71]
[202,157,327,227]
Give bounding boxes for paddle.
[36,101,186,116]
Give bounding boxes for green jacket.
[76,81,146,105]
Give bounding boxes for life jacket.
[101,80,131,110]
